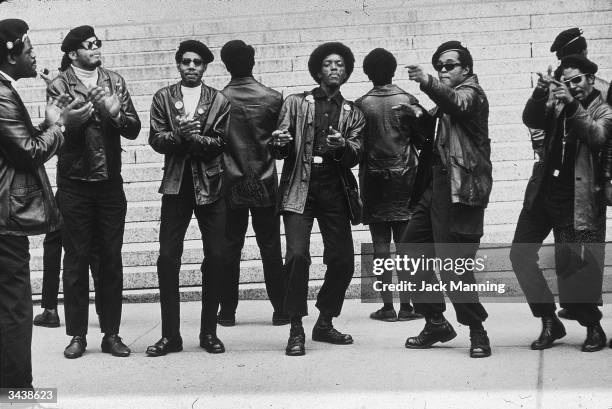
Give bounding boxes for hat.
[431,40,473,74]
[175,40,213,64]
[0,19,29,58]
[307,42,354,84]
[559,54,598,75]
[61,25,96,52]
[220,40,255,76]
[550,28,587,59]
[363,48,397,81]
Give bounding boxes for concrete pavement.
[17,300,612,409]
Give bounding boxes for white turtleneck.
[181,84,202,119]
[72,64,99,89]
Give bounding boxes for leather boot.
[405,316,457,349]
[581,322,606,352]
[531,315,566,350]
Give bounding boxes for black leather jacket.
[149,81,230,205]
[523,90,612,230]
[47,66,141,183]
[221,77,282,208]
[355,84,426,223]
[271,90,364,214]
[419,74,492,207]
[0,74,63,236]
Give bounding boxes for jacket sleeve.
[522,89,550,130]
[0,91,64,171]
[148,91,186,155]
[420,75,483,118]
[335,105,364,168]
[109,75,141,140]
[270,95,295,160]
[188,94,229,160]
[566,100,612,150]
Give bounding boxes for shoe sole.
[470,350,492,358]
[33,322,60,328]
[146,346,183,357]
[64,349,85,359]
[285,349,305,356]
[397,316,423,322]
[312,334,354,345]
[370,316,397,322]
[217,321,235,327]
[201,347,225,354]
[405,330,458,349]
[581,344,606,352]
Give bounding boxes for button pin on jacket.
[343,104,351,111]
[175,101,183,110]
[197,107,204,115]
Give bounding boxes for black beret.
[431,40,473,72]
[550,28,584,52]
[0,19,29,54]
[559,54,598,75]
[308,42,354,84]
[175,40,213,64]
[61,25,96,52]
[363,48,397,78]
[220,40,255,74]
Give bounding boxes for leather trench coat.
[149,81,230,205]
[47,66,141,182]
[355,84,426,223]
[0,74,63,236]
[270,90,364,217]
[522,91,612,231]
[221,77,282,208]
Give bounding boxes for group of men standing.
[0,16,611,390]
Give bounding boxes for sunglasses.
[180,58,204,67]
[434,62,462,72]
[80,39,102,50]
[563,74,587,86]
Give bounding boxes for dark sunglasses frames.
[433,62,463,72]
[180,58,204,67]
[80,39,102,50]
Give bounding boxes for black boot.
[531,315,566,350]
[581,322,606,352]
[469,327,491,358]
[312,313,353,344]
[286,317,305,356]
[405,315,457,349]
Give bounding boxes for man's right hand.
[392,103,423,117]
[272,129,293,147]
[535,65,554,93]
[60,99,94,128]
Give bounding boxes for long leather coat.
[271,90,364,215]
[221,77,282,208]
[47,66,141,182]
[0,74,63,236]
[523,90,612,230]
[355,84,426,223]
[149,81,230,205]
[419,74,492,207]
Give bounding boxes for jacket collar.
[0,70,16,85]
[363,83,406,97]
[227,76,257,87]
[65,65,109,86]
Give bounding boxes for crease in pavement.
[536,350,544,409]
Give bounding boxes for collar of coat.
[363,83,408,97]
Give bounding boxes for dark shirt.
[313,87,342,158]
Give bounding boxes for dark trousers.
[157,171,225,337]
[221,204,284,315]
[369,221,413,307]
[400,162,488,326]
[283,165,354,318]
[59,180,126,336]
[510,194,603,326]
[41,228,101,312]
[0,235,33,388]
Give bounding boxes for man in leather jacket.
[218,40,288,327]
[398,41,492,358]
[511,55,612,352]
[271,42,364,356]
[48,26,141,359]
[0,19,91,387]
[146,40,230,357]
[355,48,423,323]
